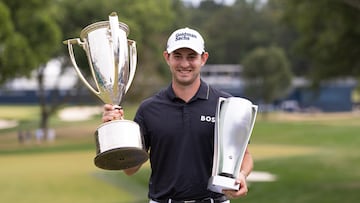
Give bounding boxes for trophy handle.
[250,104,258,138]
[63,39,100,96]
[126,39,137,94]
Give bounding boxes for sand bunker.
[58,106,102,121]
[0,120,18,129]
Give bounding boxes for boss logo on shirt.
[200,115,215,123]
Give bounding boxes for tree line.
[0,0,359,135]
[1,0,359,92]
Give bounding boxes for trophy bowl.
[63,12,148,170]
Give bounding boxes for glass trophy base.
[94,147,148,170]
[208,175,240,194]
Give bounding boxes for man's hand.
[102,104,124,122]
[222,172,248,199]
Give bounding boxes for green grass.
[238,113,360,203]
[1,106,360,203]
[0,151,133,203]
[0,105,40,120]
[0,105,149,203]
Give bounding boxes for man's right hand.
[102,104,124,123]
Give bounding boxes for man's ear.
[201,52,209,66]
[163,51,170,64]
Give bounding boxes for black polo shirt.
[134,80,231,201]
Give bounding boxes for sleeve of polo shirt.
[134,107,150,152]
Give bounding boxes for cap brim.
[167,43,203,54]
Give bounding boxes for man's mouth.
[178,69,192,74]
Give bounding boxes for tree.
[242,46,293,107]
[1,0,176,140]
[0,0,62,140]
[0,0,61,83]
[58,0,176,101]
[185,0,290,66]
[281,0,360,81]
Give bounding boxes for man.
[102,27,253,203]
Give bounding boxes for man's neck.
[172,79,201,103]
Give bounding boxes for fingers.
[222,176,248,199]
[104,104,114,111]
[223,187,248,199]
[102,104,124,123]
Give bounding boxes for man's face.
[163,48,208,86]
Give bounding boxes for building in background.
[201,64,243,96]
[1,63,357,112]
[0,60,98,104]
[201,64,357,112]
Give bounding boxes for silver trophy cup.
[208,97,257,193]
[63,12,148,170]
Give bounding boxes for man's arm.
[123,164,142,176]
[239,147,253,177]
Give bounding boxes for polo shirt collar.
[166,80,210,101]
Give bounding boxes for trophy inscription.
[63,12,148,170]
[208,97,257,193]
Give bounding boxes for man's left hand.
[222,172,248,199]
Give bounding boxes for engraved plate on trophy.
[208,97,257,193]
[63,12,148,170]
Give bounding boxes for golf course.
[1,105,359,203]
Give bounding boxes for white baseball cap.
[166,27,205,54]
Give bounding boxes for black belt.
[154,196,227,203]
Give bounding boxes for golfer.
[102,27,253,203]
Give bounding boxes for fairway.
[0,150,148,203]
[1,105,360,203]
[0,145,322,203]
[250,144,319,160]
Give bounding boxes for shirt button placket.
[183,104,191,136]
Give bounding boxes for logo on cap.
[175,32,198,42]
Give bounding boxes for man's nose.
[180,58,190,67]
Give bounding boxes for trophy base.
[94,120,148,170]
[94,147,148,170]
[208,175,240,194]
